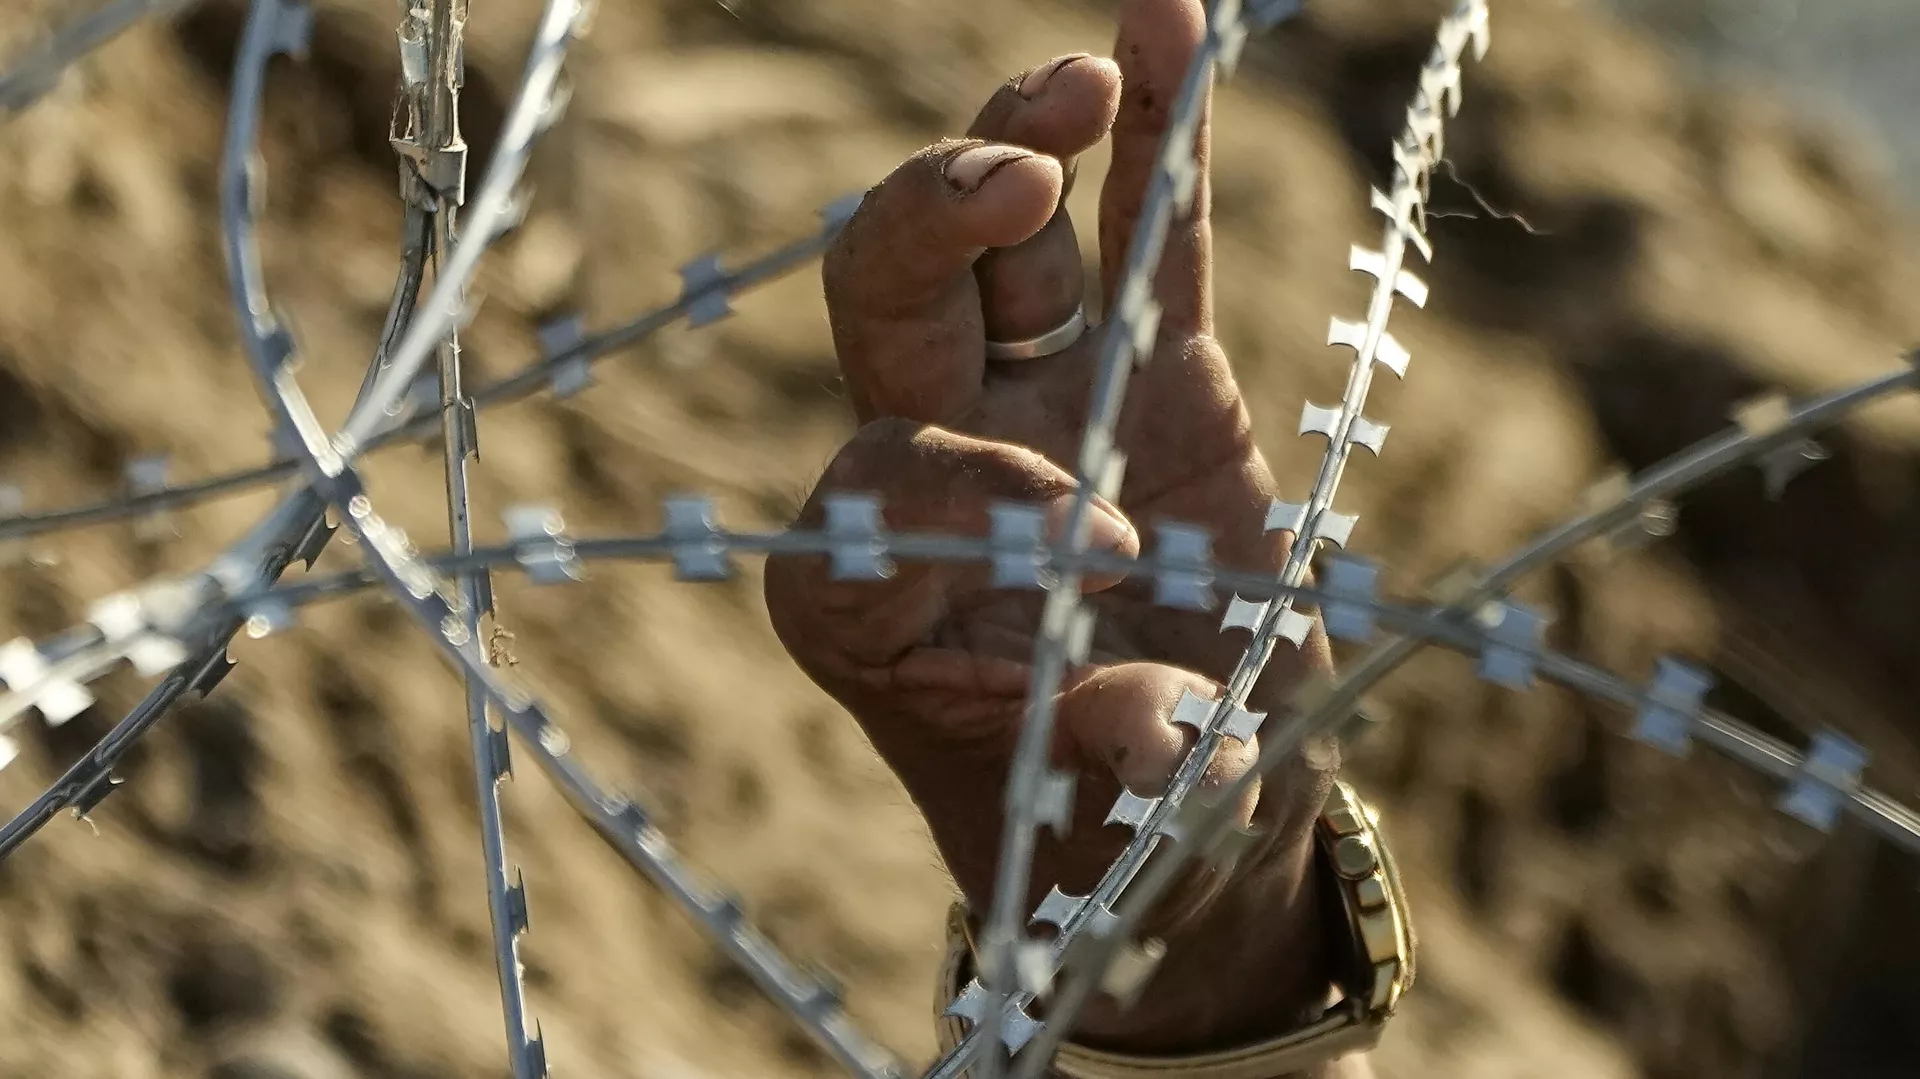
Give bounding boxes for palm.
[924,339,1325,899]
[950,342,1311,688]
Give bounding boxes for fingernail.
[1046,490,1136,552]
[945,145,1034,194]
[1019,53,1091,98]
[1089,491,1126,528]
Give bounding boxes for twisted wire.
[393,0,550,1072]
[63,485,1920,858]
[328,0,576,456]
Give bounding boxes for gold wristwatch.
[935,781,1414,1079]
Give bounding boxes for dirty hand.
[765,0,1346,1058]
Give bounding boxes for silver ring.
[983,304,1087,361]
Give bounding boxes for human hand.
[765,0,1344,1057]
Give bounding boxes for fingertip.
[1078,55,1126,118]
[1069,54,1125,95]
[942,145,1064,248]
[1045,490,1139,554]
[1039,491,1138,595]
[1022,55,1124,149]
[1111,0,1209,125]
[1018,53,1094,99]
[1059,662,1222,791]
[1116,0,1207,53]
[1090,494,1142,559]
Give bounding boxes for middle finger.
[1100,0,1215,336]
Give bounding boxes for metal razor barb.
[197,0,906,1072]
[0,213,851,547]
[6,364,1919,1070]
[78,493,1920,863]
[956,3,1311,1076]
[396,0,547,1072]
[948,4,1486,1076]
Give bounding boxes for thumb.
[765,417,1137,691]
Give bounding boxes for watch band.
[934,781,1414,1079]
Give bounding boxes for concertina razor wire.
[0,2,1917,1079]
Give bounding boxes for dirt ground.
[2,1,1918,1078]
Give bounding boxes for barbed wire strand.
[959,4,1307,1077]
[1001,1,1489,1067]
[393,0,550,1072]
[14,474,1920,860]
[981,2,1698,1064]
[199,0,910,1071]
[126,503,1920,859]
[4,361,1917,1075]
[13,351,1910,809]
[0,0,433,849]
[213,0,558,1071]
[946,1,1469,1075]
[1015,347,1920,1069]
[0,212,850,546]
[0,0,203,114]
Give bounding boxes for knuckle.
[818,417,927,493]
[1206,736,1259,787]
[820,208,869,296]
[819,141,968,300]
[809,423,1071,531]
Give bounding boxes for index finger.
[823,141,1063,426]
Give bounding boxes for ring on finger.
[983,303,1088,361]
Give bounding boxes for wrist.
[1065,834,1338,1056]
[1047,782,1414,1078]
[935,783,1413,1079]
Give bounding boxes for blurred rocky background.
[1,1,1917,1078]
[1605,0,1920,201]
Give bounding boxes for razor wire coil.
[0,1,1917,1077]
